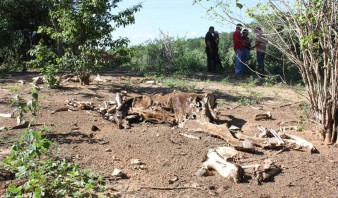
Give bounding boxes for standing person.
[213,31,222,71]
[241,29,252,75]
[205,26,217,72]
[252,26,267,76]
[233,24,244,76]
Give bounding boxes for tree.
[193,0,338,144]
[36,0,142,84]
[0,0,50,72]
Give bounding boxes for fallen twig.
[140,186,202,190]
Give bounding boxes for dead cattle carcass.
[116,91,217,127]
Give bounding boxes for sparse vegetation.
[1,87,107,197]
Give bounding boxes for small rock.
[131,159,142,165]
[99,140,109,145]
[168,175,178,184]
[18,80,26,85]
[106,149,112,152]
[91,125,100,131]
[122,123,131,129]
[112,155,120,161]
[112,168,123,177]
[196,168,207,177]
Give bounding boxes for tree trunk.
[79,74,90,85]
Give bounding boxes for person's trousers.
[206,50,216,72]
[234,49,243,75]
[257,52,265,74]
[242,48,250,74]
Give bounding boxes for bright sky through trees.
[111,0,255,45]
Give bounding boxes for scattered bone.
[180,133,200,140]
[32,76,44,84]
[112,168,125,178]
[66,99,95,110]
[71,127,80,131]
[278,120,298,126]
[229,125,240,131]
[51,107,72,114]
[116,93,122,108]
[9,123,45,130]
[107,107,116,114]
[257,126,272,138]
[280,103,292,108]
[146,80,155,84]
[61,74,76,79]
[196,168,212,177]
[93,74,104,82]
[254,159,282,185]
[108,100,117,105]
[269,129,284,145]
[249,105,263,110]
[282,133,317,152]
[120,90,128,96]
[280,126,298,132]
[131,159,143,165]
[181,120,255,152]
[201,148,244,183]
[215,147,240,159]
[95,97,103,101]
[255,112,272,120]
[63,75,80,83]
[18,80,26,85]
[241,164,261,170]
[98,107,107,114]
[0,111,14,118]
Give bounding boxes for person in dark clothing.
[241,29,252,75]
[213,31,222,71]
[205,26,217,72]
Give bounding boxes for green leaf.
[6,183,22,195]
[32,92,38,101]
[34,187,42,198]
[236,3,243,9]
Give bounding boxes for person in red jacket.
[233,24,244,75]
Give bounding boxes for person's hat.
[255,26,262,31]
[236,24,243,27]
[209,26,215,30]
[242,29,249,32]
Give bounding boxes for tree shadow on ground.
[44,132,109,145]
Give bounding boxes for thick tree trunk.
[79,73,90,85]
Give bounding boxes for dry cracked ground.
[0,71,337,198]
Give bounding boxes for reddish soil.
[0,71,337,198]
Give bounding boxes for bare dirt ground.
[0,71,337,198]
